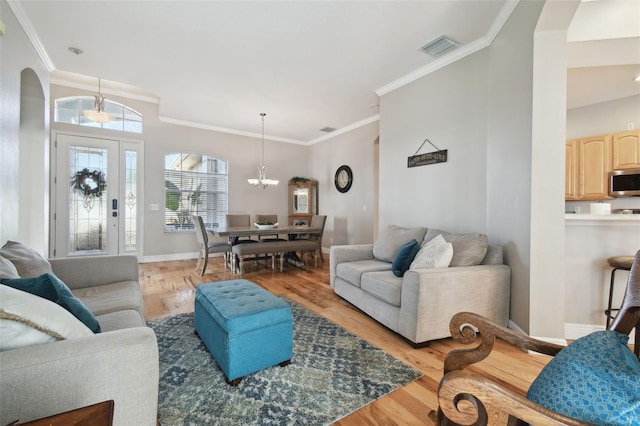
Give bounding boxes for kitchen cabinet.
[565,134,612,200]
[566,139,578,200]
[288,180,317,225]
[612,129,640,169]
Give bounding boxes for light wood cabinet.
[565,139,578,200]
[578,134,612,200]
[565,134,612,200]
[288,180,317,225]
[612,129,640,169]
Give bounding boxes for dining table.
[209,224,320,244]
[208,224,321,269]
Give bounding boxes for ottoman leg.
[279,360,291,367]
[227,377,243,386]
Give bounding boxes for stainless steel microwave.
[610,168,640,197]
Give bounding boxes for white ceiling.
[9,0,640,144]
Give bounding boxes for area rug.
[148,299,422,425]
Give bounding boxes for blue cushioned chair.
[432,250,640,426]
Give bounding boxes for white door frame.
[50,131,144,258]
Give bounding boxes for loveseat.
[0,241,159,425]
[330,226,511,346]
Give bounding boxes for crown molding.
[50,77,160,104]
[7,0,55,71]
[375,0,519,96]
[307,114,380,145]
[158,116,306,145]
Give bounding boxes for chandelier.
[248,113,279,189]
[82,78,115,123]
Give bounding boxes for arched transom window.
[54,96,143,133]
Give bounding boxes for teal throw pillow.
[527,330,640,425]
[1,273,101,333]
[392,239,420,277]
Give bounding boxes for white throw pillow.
[409,234,453,270]
[0,284,93,351]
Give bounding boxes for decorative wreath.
[71,168,107,199]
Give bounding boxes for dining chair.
[255,214,286,242]
[193,215,232,275]
[296,214,327,262]
[226,214,258,243]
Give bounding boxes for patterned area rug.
[148,299,422,425]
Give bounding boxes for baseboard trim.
[564,322,605,340]
[141,252,224,263]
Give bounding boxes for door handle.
[112,199,118,210]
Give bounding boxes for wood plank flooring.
[140,256,550,425]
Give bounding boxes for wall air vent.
[420,35,459,58]
[320,127,336,133]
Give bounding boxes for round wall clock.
[334,165,353,193]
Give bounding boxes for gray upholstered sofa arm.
[0,327,159,426]
[330,244,374,287]
[50,255,139,289]
[399,264,511,343]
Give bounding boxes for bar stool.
[605,255,634,328]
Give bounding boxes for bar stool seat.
[605,256,634,328]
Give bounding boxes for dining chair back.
[299,214,327,261]
[193,215,231,275]
[255,214,286,242]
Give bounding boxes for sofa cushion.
[72,280,144,317]
[361,271,403,307]
[0,241,53,278]
[96,310,145,332]
[0,255,20,279]
[527,330,640,425]
[423,229,488,267]
[410,234,453,270]
[373,225,427,263]
[392,239,420,277]
[336,260,392,287]
[0,284,93,351]
[1,274,101,333]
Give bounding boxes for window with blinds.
[164,153,228,232]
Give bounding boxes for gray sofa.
[330,226,511,346]
[0,248,158,426]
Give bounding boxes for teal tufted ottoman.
[194,279,293,385]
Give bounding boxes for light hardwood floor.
[140,256,551,425]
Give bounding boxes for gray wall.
[49,84,310,260]
[308,122,378,246]
[379,1,545,334]
[0,1,50,253]
[487,0,545,334]
[379,50,489,234]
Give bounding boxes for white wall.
[308,121,378,247]
[0,1,50,253]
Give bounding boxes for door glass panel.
[68,145,108,255]
[124,150,137,251]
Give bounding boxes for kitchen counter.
[565,213,640,223]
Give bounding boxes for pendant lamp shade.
[248,113,279,189]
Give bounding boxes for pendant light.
[248,113,279,189]
[83,78,115,123]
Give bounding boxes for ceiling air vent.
[420,35,459,58]
[320,127,336,133]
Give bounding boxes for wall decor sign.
[408,138,448,168]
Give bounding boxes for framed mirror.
[293,187,309,213]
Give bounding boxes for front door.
[52,133,142,257]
